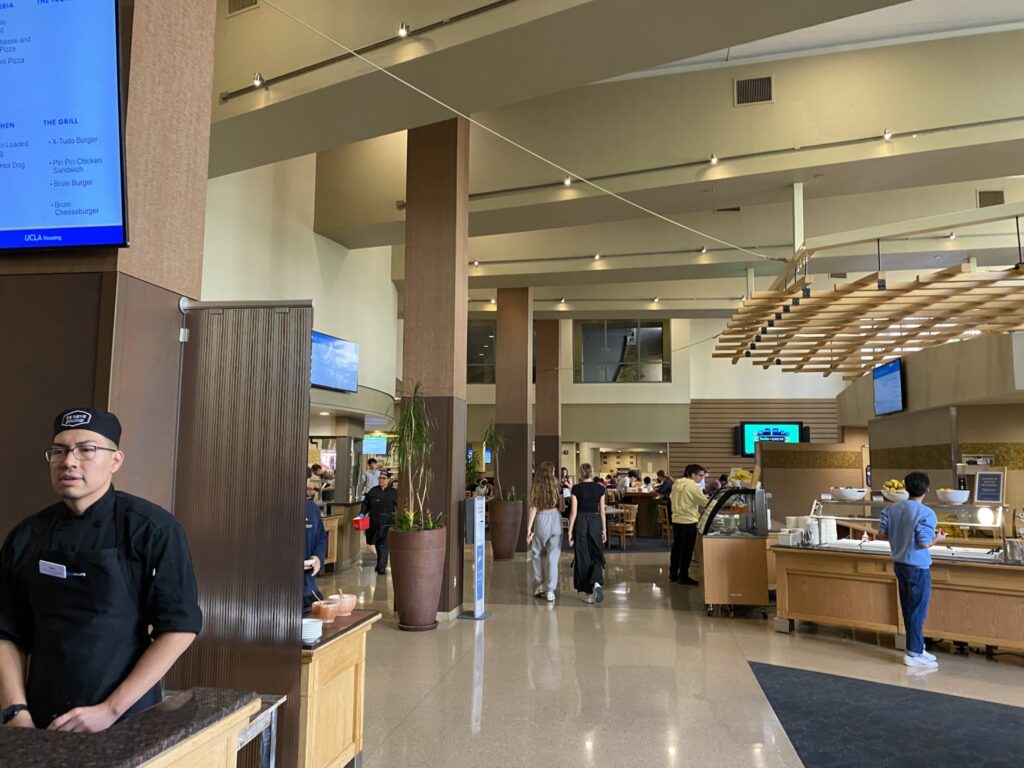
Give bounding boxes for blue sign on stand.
[459,496,490,621]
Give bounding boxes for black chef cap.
[53,407,122,446]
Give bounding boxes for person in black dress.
[567,462,606,604]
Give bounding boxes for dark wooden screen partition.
[168,300,312,768]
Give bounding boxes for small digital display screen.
[362,436,387,455]
[311,331,359,393]
[873,359,905,417]
[740,422,802,456]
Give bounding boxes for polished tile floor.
[322,547,1024,768]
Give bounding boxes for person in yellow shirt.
[668,464,708,585]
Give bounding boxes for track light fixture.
[948,231,957,241]
[563,176,572,186]
[559,297,565,303]
[490,298,496,305]
[700,246,707,254]
[473,260,479,266]
[883,128,893,141]
[398,22,410,37]
[709,153,719,165]
[593,253,601,260]
[252,72,264,88]
[653,296,660,303]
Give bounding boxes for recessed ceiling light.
[473,260,479,266]
[709,153,719,165]
[318,411,329,416]
[489,334,494,338]
[593,253,601,260]
[252,72,264,88]
[398,22,410,37]
[883,128,893,141]
[483,344,489,348]
[490,298,496,304]
[563,176,573,186]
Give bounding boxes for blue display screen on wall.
[872,358,905,417]
[311,331,359,393]
[739,422,802,456]
[0,1,129,250]
[362,436,387,455]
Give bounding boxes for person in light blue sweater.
[876,472,946,669]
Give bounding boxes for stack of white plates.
[302,618,323,644]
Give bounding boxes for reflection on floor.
[751,662,1022,768]
[318,547,1024,768]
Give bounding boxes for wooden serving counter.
[773,545,1024,652]
[298,610,381,768]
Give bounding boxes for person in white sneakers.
[876,471,945,669]
[567,463,606,604]
[526,462,564,603]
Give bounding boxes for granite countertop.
[0,687,258,768]
[302,609,381,652]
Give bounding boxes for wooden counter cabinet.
[298,611,381,768]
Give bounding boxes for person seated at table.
[641,476,654,492]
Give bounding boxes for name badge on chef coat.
[39,560,67,579]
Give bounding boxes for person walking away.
[526,462,564,603]
[669,464,708,586]
[362,472,397,574]
[875,472,944,668]
[567,463,607,604]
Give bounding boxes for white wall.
[202,154,398,396]
[688,319,846,400]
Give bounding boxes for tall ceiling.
[210,0,1024,320]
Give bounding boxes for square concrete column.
[495,287,533,551]
[534,318,561,472]
[402,118,470,612]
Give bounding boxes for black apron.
[27,493,159,728]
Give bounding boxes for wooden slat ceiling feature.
[713,262,1024,380]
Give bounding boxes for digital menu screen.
[311,331,359,393]
[872,359,905,416]
[0,0,128,249]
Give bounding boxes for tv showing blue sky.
[311,331,359,393]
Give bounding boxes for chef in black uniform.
[303,499,327,613]
[362,472,397,575]
[0,408,202,731]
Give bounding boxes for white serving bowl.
[830,487,868,501]
[936,489,970,504]
[882,489,909,503]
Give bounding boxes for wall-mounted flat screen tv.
[362,436,387,455]
[311,331,359,393]
[872,358,905,417]
[736,422,805,457]
[0,1,129,250]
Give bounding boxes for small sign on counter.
[974,470,1004,504]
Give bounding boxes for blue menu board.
[0,0,127,249]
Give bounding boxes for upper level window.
[467,319,496,384]
[573,320,670,383]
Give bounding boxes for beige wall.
[839,333,1023,425]
[202,154,398,403]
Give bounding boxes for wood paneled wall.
[669,399,841,478]
[168,303,313,768]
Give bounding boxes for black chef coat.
[362,485,397,545]
[303,500,327,610]
[0,486,203,655]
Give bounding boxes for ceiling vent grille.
[977,190,1005,208]
[227,0,258,17]
[734,75,773,106]
[713,206,741,214]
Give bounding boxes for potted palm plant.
[482,421,523,560]
[388,383,446,631]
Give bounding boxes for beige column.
[402,117,470,612]
[534,319,561,473]
[495,287,533,551]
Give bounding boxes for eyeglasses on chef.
[45,444,118,463]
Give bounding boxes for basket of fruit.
[881,479,909,503]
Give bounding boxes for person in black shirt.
[303,500,327,612]
[566,463,606,604]
[362,472,397,574]
[0,408,201,732]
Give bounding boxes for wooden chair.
[657,501,671,545]
[605,488,621,504]
[608,504,638,549]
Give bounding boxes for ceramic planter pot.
[390,527,447,631]
[488,499,523,560]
